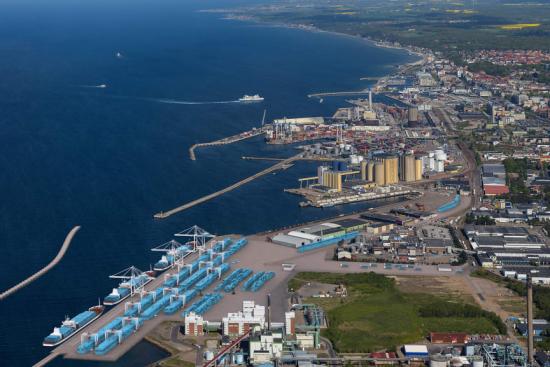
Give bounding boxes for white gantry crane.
[174,225,215,253]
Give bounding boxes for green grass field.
[292,272,505,353]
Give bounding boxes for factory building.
[249,330,284,364]
[285,311,296,335]
[184,312,205,336]
[222,300,265,336]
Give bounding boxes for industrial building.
[184,312,205,336]
[271,219,366,248]
[481,164,509,196]
[222,301,266,337]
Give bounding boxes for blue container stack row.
[141,292,173,320]
[242,271,275,292]
[94,318,144,356]
[77,317,124,354]
[123,288,163,317]
[249,272,275,292]
[215,268,252,292]
[242,272,263,291]
[225,238,248,258]
[195,263,230,292]
[77,237,249,356]
[163,289,199,315]
[178,267,209,292]
[183,293,223,316]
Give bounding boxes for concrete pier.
[189,129,265,161]
[154,154,302,219]
[0,226,81,301]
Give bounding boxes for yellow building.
[360,161,367,181]
[415,158,423,180]
[322,171,344,192]
[383,156,399,185]
[404,155,416,182]
[374,162,385,186]
[367,161,374,182]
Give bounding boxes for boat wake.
[152,98,241,105]
[80,84,107,89]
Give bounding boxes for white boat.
[239,94,264,102]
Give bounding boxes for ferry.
[42,304,105,347]
[238,94,264,102]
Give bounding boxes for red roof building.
[483,185,509,196]
[430,332,469,344]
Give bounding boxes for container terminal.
[35,188,472,366]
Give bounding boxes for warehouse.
[403,345,428,358]
[472,235,545,250]
[272,234,312,248]
[331,218,369,232]
[464,225,530,238]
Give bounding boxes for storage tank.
[430,355,448,367]
[235,353,245,365]
[415,158,423,181]
[361,161,368,181]
[204,350,214,361]
[374,162,385,186]
[434,150,447,161]
[472,357,483,367]
[450,357,463,367]
[367,162,375,182]
[404,154,416,182]
[435,160,445,172]
[429,157,436,170]
[350,155,361,164]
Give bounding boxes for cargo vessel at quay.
[103,267,154,306]
[42,304,105,347]
[151,240,193,271]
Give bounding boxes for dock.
[154,153,303,219]
[241,156,285,161]
[307,89,371,98]
[0,226,80,301]
[189,129,265,160]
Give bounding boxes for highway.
[0,226,81,301]
[153,153,303,219]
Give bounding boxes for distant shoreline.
[219,12,425,81]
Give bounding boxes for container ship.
[43,304,105,347]
[103,273,153,306]
[152,241,192,271]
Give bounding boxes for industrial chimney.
[267,293,271,330]
[369,89,373,110]
[527,276,534,365]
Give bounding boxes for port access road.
[154,153,303,219]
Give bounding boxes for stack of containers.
[77,317,124,354]
[249,272,275,292]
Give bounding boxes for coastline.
[217,12,426,76]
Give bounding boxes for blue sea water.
[0,0,415,365]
